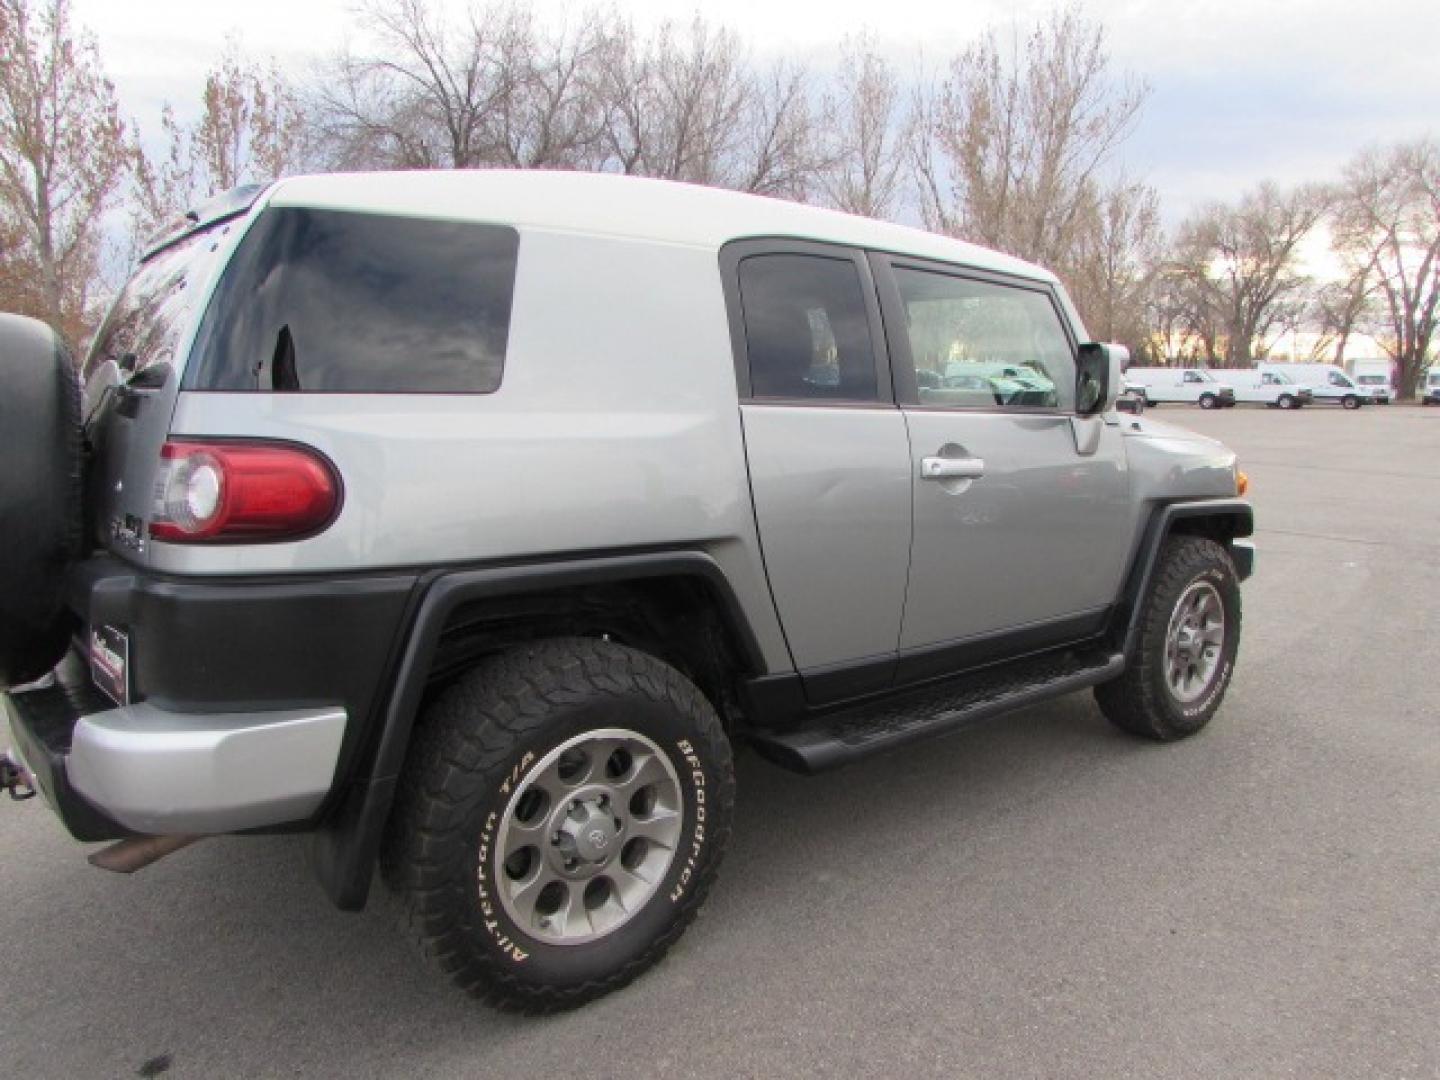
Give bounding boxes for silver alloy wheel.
[493,728,683,946]
[1165,580,1225,703]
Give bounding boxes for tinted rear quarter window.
[186,208,519,393]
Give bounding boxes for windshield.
[84,224,227,384]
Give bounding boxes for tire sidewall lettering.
[669,738,709,905]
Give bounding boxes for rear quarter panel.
[161,227,791,670]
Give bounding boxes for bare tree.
[1065,176,1162,355]
[727,58,817,198]
[484,6,613,169]
[194,44,308,190]
[1309,263,1377,366]
[598,16,750,184]
[818,35,906,218]
[1167,181,1328,365]
[1145,269,1209,364]
[314,0,528,169]
[1149,262,1221,364]
[0,0,127,346]
[912,6,1147,270]
[132,40,308,243]
[1332,139,1440,396]
[0,207,42,318]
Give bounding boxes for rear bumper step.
[750,649,1125,774]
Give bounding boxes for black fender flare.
[1110,499,1254,659]
[311,549,767,910]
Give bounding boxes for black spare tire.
[0,314,84,689]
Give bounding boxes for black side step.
[749,649,1125,774]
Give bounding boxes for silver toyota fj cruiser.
[0,171,1253,1012]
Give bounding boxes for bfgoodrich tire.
[381,637,734,1013]
[0,314,83,688]
[1095,535,1241,741]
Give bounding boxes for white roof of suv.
[268,170,1056,283]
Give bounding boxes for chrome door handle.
[921,456,985,480]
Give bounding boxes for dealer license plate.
[89,624,130,706]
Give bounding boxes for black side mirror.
[1076,343,1110,416]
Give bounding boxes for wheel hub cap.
[1165,581,1226,703]
[555,796,621,866]
[493,728,684,946]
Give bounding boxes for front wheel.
[382,638,734,1013]
[1277,394,1296,410]
[1341,394,1360,410]
[1095,535,1241,740]
[1198,393,1218,409]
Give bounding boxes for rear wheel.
[382,637,734,1013]
[1198,393,1218,409]
[1277,394,1296,409]
[1095,536,1241,740]
[0,315,83,688]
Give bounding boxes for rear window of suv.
[185,208,519,393]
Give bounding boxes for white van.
[1125,367,1237,409]
[1209,368,1314,409]
[1257,363,1369,409]
[1422,369,1440,405]
[1351,360,1394,404]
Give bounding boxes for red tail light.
[150,440,342,543]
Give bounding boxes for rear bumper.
[4,650,346,836]
[3,554,418,840]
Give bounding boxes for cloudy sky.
[71,0,1440,224]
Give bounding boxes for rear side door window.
[734,252,884,403]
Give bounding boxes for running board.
[749,650,1125,774]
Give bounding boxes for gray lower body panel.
[66,702,346,834]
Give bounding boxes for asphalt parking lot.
[3,404,1438,1079]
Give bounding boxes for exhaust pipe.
[89,834,203,873]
